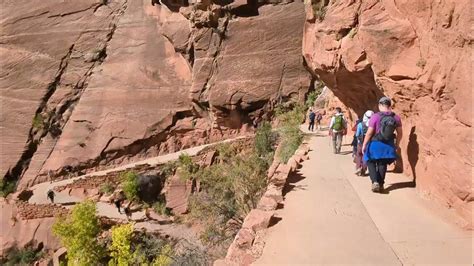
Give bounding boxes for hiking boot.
[379,184,385,193]
[355,169,361,176]
[371,182,380,192]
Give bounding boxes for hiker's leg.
[336,133,342,153]
[377,160,389,186]
[332,133,337,153]
[366,161,378,184]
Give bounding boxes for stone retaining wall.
[215,142,311,265]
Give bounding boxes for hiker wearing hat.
[362,97,402,193]
[354,110,374,176]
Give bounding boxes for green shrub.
[52,200,104,265]
[254,121,275,159]
[190,152,268,246]
[161,160,178,177]
[109,223,136,266]
[277,104,305,163]
[0,179,16,197]
[177,153,199,180]
[121,171,139,201]
[32,113,44,129]
[151,244,173,266]
[1,246,43,266]
[99,182,114,195]
[215,143,237,163]
[153,201,171,216]
[278,126,304,163]
[305,91,318,108]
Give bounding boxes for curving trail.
[255,129,473,265]
[27,136,248,242]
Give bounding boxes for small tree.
[277,104,305,163]
[52,200,103,265]
[108,223,135,266]
[152,244,173,266]
[121,171,139,201]
[177,153,199,180]
[254,121,275,159]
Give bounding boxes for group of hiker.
[310,96,402,193]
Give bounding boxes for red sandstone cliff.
[1,0,310,189]
[303,0,472,227]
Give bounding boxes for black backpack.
[375,112,397,141]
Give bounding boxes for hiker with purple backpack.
[362,97,403,193]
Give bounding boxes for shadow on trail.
[282,170,307,197]
[268,216,283,227]
[385,181,416,193]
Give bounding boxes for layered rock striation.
[303,0,472,226]
[1,0,310,189]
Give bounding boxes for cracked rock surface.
[1,0,310,189]
[303,0,471,226]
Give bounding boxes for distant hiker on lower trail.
[308,108,316,132]
[47,189,55,203]
[124,205,132,220]
[362,97,402,193]
[354,110,373,176]
[329,107,347,154]
[114,191,125,214]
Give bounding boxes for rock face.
[0,199,60,256]
[1,0,310,189]
[303,0,472,226]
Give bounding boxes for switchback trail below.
[256,130,472,265]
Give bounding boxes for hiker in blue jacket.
[362,97,402,193]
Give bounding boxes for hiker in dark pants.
[308,109,316,132]
[114,199,123,214]
[124,206,132,220]
[47,189,55,203]
[114,191,125,214]
[362,97,402,193]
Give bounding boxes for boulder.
[257,196,278,211]
[99,193,114,203]
[270,173,287,187]
[266,161,280,179]
[165,175,193,214]
[225,242,255,266]
[242,209,273,231]
[234,228,255,249]
[263,185,283,203]
[137,174,165,202]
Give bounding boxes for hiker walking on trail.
[315,111,323,130]
[124,205,132,220]
[308,108,316,132]
[329,107,347,154]
[354,110,374,176]
[362,97,402,193]
[47,189,55,203]
[351,117,361,157]
[114,191,125,214]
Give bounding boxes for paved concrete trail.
[256,131,473,265]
